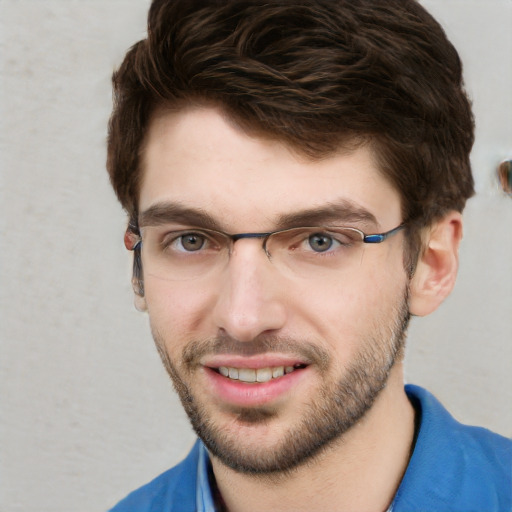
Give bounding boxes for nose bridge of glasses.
[231,232,272,241]
[230,231,273,256]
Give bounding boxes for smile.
[216,364,307,383]
[204,361,310,407]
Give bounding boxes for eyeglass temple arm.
[363,224,405,244]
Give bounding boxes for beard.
[151,287,410,476]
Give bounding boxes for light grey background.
[0,1,510,511]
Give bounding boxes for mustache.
[173,332,331,370]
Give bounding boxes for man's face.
[137,107,410,474]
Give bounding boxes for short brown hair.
[107,0,474,274]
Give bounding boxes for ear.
[133,287,147,312]
[124,229,147,312]
[409,211,463,317]
[132,277,147,312]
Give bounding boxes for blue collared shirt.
[109,385,512,512]
[194,440,395,512]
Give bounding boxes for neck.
[211,365,415,512]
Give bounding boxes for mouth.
[213,363,308,383]
[202,360,311,407]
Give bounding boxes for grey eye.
[308,233,334,252]
[180,233,206,251]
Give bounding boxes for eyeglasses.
[125,223,405,281]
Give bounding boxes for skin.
[134,106,463,512]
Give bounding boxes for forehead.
[139,107,401,230]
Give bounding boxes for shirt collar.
[196,441,393,512]
[196,442,218,512]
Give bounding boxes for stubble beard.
[151,288,410,476]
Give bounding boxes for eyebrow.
[139,203,220,230]
[275,202,378,230]
[138,200,379,232]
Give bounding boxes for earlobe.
[134,292,147,312]
[409,212,463,317]
[132,278,147,312]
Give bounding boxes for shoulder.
[393,385,512,512]
[108,440,201,512]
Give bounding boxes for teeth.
[272,366,284,378]
[218,365,303,382]
[238,368,256,382]
[256,367,272,382]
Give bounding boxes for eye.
[308,233,335,252]
[277,227,360,256]
[160,231,212,253]
[178,233,206,252]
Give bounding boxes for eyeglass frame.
[124,222,406,256]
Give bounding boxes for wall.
[0,1,510,511]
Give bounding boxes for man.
[107,0,511,510]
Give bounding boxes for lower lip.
[203,366,309,407]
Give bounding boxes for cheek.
[144,277,214,344]
[288,258,407,352]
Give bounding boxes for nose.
[211,240,287,342]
